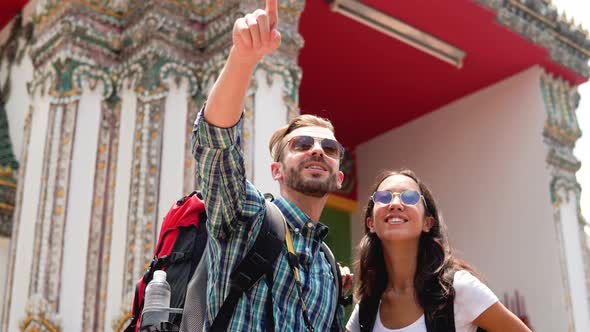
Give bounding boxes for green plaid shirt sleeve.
[191,110,250,239]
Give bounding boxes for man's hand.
[339,264,353,295]
[203,0,281,128]
[232,0,281,64]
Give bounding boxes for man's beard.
[283,156,339,197]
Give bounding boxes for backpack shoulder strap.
[358,294,380,332]
[424,299,455,332]
[321,242,355,331]
[424,296,487,332]
[320,242,342,305]
[209,200,285,332]
[320,242,353,305]
[424,277,457,332]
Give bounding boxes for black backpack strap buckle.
[176,191,201,206]
[142,256,160,283]
[340,294,353,306]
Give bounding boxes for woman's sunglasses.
[284,135,344,160]
[371,190,426,208]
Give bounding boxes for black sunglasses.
[283,135,344,160]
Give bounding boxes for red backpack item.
[125,191,207,331]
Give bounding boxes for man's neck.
[280,187,329,221]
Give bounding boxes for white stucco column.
[106,79,136,332]
[158,78,190,230]
[252,69,291,194]
[542,72,590,332]
[59,80,104,332]
[5,43,33,159]
[6,85,52,332]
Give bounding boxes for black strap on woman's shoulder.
[423,296,487,332]
[360,291,486,332]
[424,298,455,332]
[359,294,380,332]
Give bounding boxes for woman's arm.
[473,302,531,332]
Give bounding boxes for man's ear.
[336,170,344,190]
[423,216,435,233]
[271,161,282,181]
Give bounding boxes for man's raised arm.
[204,0,281,128]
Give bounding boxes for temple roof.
[479,0,590,79]
[298,0,590,147]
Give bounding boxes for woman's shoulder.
[346,302,361,332]
[452,269,497,301]
[452,270,483,288]
[452,270,499,325]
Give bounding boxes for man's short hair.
[268,114,335,162]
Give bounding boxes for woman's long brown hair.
[354,169,479,320]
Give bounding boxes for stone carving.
[477,0,590,78]
[82,100,121,332]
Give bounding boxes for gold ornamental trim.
[326,194,358,213]
[0,202,15,212]
[20,316,59,332]
[0,179,17,188]
[113,311,132,332]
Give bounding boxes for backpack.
[125,191,350,332]
[124,192,207,332]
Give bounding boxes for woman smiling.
[346,169,531,332]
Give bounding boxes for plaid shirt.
[192,109,344,331]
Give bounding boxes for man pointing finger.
[192,0,349,331]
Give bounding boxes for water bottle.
[141,270,171,328]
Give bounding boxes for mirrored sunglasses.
[371,190,425,207]
[287,135,344,160]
